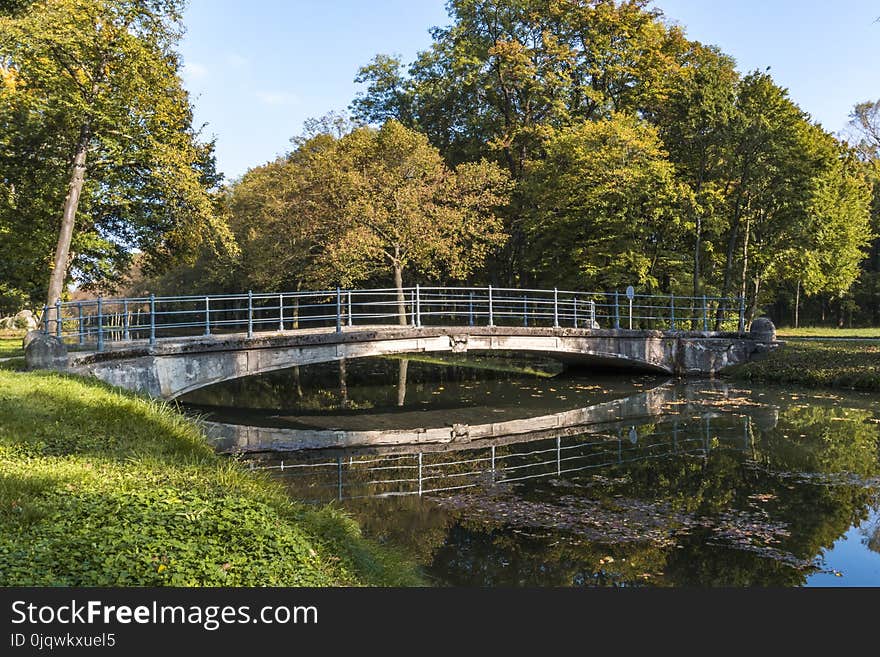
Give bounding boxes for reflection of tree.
[342,496,454,570]
[397,359,408,407]
[338,358,349,409]
[360,407,880,586]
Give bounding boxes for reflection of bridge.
[206,380,776,453]
[207,380,680,452]
[27,287,777,399]
[246,414,755,503]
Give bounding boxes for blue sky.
[179,0,880,181]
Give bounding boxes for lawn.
[0,333,24,358]
[0,369,422,586]
[776,327,880,339]
[724,340,880,391]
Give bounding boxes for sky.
[178,0,880,182]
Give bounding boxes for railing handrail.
[39,285,747,351]
[45,285,741,309]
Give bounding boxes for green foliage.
[523,113,690,291]
[0,370,423,585]
[0,0,230,305]
[321,121,510,286]
[205,120,510,297]
[349,0,876,321]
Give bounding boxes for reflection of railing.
[249,416,752,503]
[39,286,745,351]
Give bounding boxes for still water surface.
[181,355,880,586]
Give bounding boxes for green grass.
[776,327,880,339]
[0,369,423,586]
[724,340,880,390]
[0,334,24,358]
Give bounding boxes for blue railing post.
[123,299,130,340]
[573,297,578,328]
[468,291,474,327]
[77,302,84,345]
[670,294,676,330]
[55,300,62,339]
[348,291,353,327]
[553,288,559,328]
[738,296,746,334]
[278,293,284,332]
[96,296,104,352]
[415,284,421,327]
[487,285,494,326]
[337,456,343,501]
[702,295,708,332]
[149,294,156,346]
[613,291,620,329]
[335,287,341,333]
[247,291,253,338]
[523,296,528,327]
[204,295,211,335]
[410,290,415,326]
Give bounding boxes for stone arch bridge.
[25,286,778,399]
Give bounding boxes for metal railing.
[39,286,745,351]
[250,415,753,503]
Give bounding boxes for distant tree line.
[2,0,879,328]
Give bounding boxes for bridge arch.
[58,325,767,400]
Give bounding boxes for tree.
[319,121,510,322]
[0,0,222,313]
[523,113,690,292]
[352,0,696,283]
[655,44,738,299]
[847,100,880,325]
[225,136,342,295]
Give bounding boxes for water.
[181,355,880,587]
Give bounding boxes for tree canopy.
[2,0,877,330]
[0,0,225,312]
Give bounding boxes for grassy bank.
[724,340,880,391]
[0,369,422,586]
[776,327,880,339]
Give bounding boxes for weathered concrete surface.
[24,333,68,371]
[32,323,779,399]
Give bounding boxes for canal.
[180,354,880,587]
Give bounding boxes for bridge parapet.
[35,286,746,352]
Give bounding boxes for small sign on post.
[625,285,634,330]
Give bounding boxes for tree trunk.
[291,365,302,399]
[715,213,740,330]
[692,212,702,329]
[748,274,761,324]
[739,216,750,305]
[338,357,349,408]
[794,280,800,329]
[292,280,301,329]
[47,121,91,316]
[393,259,407,326]
[397,358,408,407]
